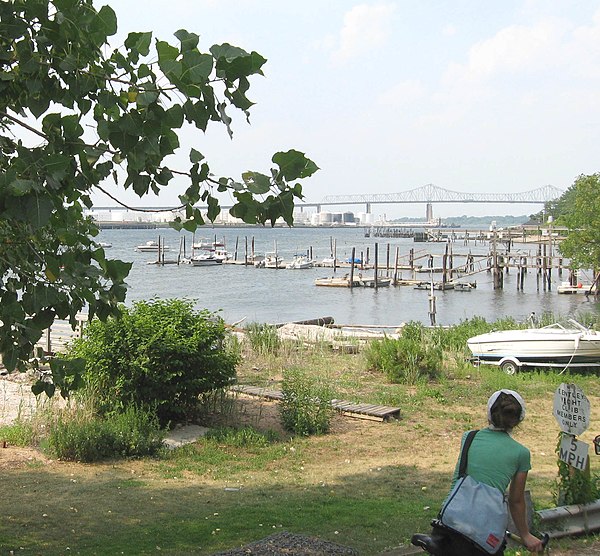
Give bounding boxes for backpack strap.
[457,430,479,478]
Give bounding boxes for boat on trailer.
[467,319,600,373]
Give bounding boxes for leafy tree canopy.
[556,173,600,270]
[0,0,317,374]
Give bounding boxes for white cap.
[487,389,526,424]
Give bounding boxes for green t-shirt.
[451,428,531,493]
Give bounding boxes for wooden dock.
[231,385,401,422]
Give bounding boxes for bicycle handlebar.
[506,531,550,550]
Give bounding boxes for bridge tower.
[426,202,434,223]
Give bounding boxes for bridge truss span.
[319,184,564,205]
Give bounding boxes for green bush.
[67,299,239,425]
[46,405,164,462]
[279,369,335,435]
[364,335,442,384]
[245,322,281,355]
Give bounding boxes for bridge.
[90,184,565,216]
[312,184,564,211]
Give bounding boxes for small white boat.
[255,252,285,269]
[193,238,225,250]
[467,319,600,372]
[98,241,112,248]
[286,255,314,269]
[182,253,223,266]
[135,240,170,252]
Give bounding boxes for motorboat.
[192,238,225,250]
[182,253,223,266]
[254,252,285,269]
[135,240,170,252]
[467,319,600,372]
[286,255,314,269]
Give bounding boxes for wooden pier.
[231,385,401,422]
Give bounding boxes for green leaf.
[164,105,184,129]
[183,100,209,130]
[8,194,54,228]
[125,32,152,56]
[31,381,46,396]
[182,50,213,83]
[210,43,249,61]
[206,195,220,222]
[103,259,133,281]
[242,172,271,195]
[190,148,204,163]
[157,41,182,80]
[174,29,199,52]
[215,51,267,80]
[272,150,319,181]
[155,167,173,186]
[7,178,36,196]
[136,89,160,108]
[94,5,118,38]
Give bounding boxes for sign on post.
[553,383,591,436]
[559,434,589,471]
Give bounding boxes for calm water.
[97,226,600,327]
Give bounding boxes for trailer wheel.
[500,360,519,375]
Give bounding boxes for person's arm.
[508,471,543,553]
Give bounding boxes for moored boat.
[255,252,285,269]
[135,240,170,252]
[182,253,223,266]
[286,255,314,269]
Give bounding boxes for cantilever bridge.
[313,184,564,207]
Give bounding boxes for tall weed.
[46,405,164,462]
[279,368,335,435]
[364,335,442,384]
[245,322,281,355]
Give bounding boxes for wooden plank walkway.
[231,385,401,422]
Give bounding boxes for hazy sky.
[94,1,600,219]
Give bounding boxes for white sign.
[553,383,591,436]
[559,434,589,471]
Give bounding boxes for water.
[97,226,600,327]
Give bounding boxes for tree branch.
[1,111,49,140]
[93,184,185,213]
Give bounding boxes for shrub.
[46,405,164,462]
[245,322,281,355]
[67,299,239,425]
[364,335,442,384]
[279,368,335,435]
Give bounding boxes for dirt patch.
[0,444,50,470]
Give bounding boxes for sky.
[93,0,600,219]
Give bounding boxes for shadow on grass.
[0,461,449,556]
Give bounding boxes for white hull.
[183,256,223,266]
[286,256,314,269]
[467,322,600,365]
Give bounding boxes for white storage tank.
[318,211,334,225]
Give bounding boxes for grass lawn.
[2,340,600,555]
